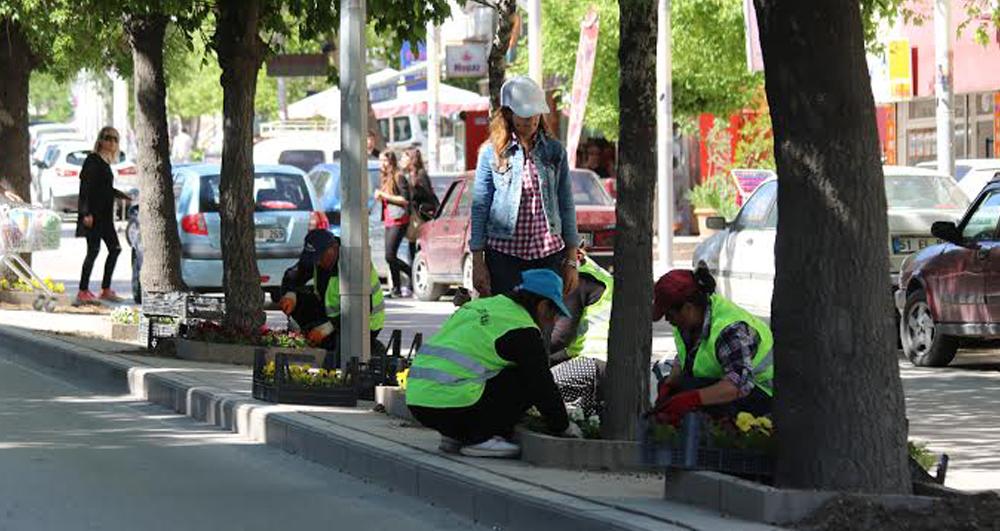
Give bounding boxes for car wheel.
[412,251,445,302]
[462,254,474,291]
[131,250,142,304]
[900,288,957,367]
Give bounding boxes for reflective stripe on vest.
[317,262,385,331]
[672,294,774,397]
[406,296,536,409]
[567,259,613,361]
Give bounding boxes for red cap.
[652,270,699,321]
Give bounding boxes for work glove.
[278,294,296,315]
[561,422,584,439]
[306,327,330,346]
[654,379,673,408]
[656,390,702,426]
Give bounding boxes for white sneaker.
[459,436,521,458]
[438,436,462,454]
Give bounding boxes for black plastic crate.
[640,414,774,477]
[253,350,357,407]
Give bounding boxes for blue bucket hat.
[516,269,571,317]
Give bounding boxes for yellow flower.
[755,416,773,431]
[735,412,755,433]
[396,368,409,390]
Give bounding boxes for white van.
[252,132,340,173]
[376,115,461,170]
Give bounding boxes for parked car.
[304,160,410,281]
[897,175,1000,366]
[35,141,138,211]
[127,164,326,302]
[693,166,969,319]
[917,159,1000,201]
[253,133,340,172]
[410,168,616,301]
[29,123,81,155]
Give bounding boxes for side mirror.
[931,221,962,245]
[705,216,729,230]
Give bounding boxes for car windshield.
[954,165,972,180]
[199,173,313,212]
[571,170,614,206]
[884,174,969,210]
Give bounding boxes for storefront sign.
[742,0,764,72]
[877,104,898,164]
[445,43,488,78]
[566,8,600,169]
[888,39,913,99]
[400,41,427,90]
[730,169,776,205]
[266,54,328,77]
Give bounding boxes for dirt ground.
[798,492,1000,531]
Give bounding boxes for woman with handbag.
[374,151,413,298]
[401,148,439,259]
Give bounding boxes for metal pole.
[426,22,441,173]
[339,0,371,364]
[934,0,954,178]
[277,77,288,121]
[656,0,673,271]
[528,0,543,85]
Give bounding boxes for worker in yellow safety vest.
[648,267,773,426]
[406,269,583,458]
[278,229,385,370]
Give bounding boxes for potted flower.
[643,411,774,477]
[109,306,141,341]
[686,173,739,238]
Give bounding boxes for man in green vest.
[278,229,385,370]
[649,267,773,426]
[407,269,582,458]
[548,248,613,417]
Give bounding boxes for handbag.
[406,203,430,241]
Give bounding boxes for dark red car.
[411,169,616,301]
[897,174,1000,366]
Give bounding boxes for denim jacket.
[470,133,579,252]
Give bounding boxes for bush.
[687,173,740,220]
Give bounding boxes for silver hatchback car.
[128,164,326,302]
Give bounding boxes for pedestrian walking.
[470,75,580,298]
[406,269,581,458]
[648,267,774,426]
[76,126,129,305]
[400,148,439,260]
[373,151,413,298]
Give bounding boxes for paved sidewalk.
[0,322,777,531]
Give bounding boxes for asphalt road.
[0,354,479,531]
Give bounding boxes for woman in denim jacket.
[470,76,580,297]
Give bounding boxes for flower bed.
[171,321,327,365]
[642,412,774,477]
[253,351,357,407]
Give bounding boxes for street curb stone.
[0,327,699,531]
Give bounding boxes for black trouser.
[409,366,536,445]
[677,376,772,417]
[79,218,121,292]
[385,224,411,291]
[485,248,565,296]
[287,290,381,370]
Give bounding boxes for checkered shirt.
[672,304,759,398]
[487,156,565,260]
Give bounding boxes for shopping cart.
[0,197,62,312]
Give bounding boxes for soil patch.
[798,492,1000,531]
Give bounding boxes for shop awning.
[372,84,489,119]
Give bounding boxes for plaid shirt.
[487,156,565,260]
[673,304,759,398]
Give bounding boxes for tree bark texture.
[602,0,656,441]
[754,0,910,493]
[0,18,36,204]
[486,0,517,114]
[213,0,266,331]
[125,14,186,295]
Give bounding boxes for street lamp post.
[656,0,673,271]
[427,22,441,173]
[528,0,542,85]
[934,0,954,178]
[339,0,371,363]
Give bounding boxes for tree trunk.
[213,0,266,332]
[486,0,517,114]
[0,18,35,205]
[602,0,657,441]
[754,0,910,493]
[125,14,186,295]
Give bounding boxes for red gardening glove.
[655,390,702,426]
[654,380,673,408]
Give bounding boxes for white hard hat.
[500,76,551,118]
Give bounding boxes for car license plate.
[255,227,286,243]
[579,233,593,246]
[892,236,938,254]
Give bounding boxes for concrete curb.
[517,427,644,472]
[0,327,696,531]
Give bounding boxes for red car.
[411,169,616,301]
[897,175,1000,366]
